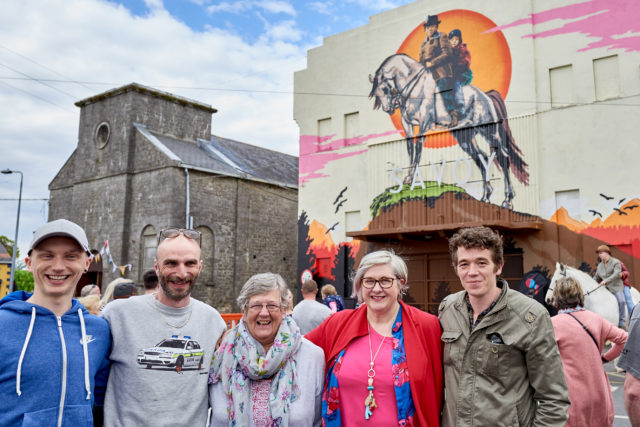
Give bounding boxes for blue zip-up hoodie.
[0,291,111,427]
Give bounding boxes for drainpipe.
[184,167,190,228]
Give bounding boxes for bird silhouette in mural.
[333,186,348,205]
[326,222,339,234]
[624,205,639,211]
[618,198,626,205]
[613,208,628,216]
[589,209,602,218]
[335,199,347,214]
[599,193,614,201]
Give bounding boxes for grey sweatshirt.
[103,294,226,426]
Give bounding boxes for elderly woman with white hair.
[208,273,324,426]
[306,250,443,427]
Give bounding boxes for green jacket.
[438,280,569,427]
[594,257,623,293]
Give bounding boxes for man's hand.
[425,61,433,68]
[601,280,607,286]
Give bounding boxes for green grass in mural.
[370,181,465,219]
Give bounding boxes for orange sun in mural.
[392,9,512,148]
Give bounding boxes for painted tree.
[331,243,355,298]
[297,211,316,291]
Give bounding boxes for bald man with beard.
[102,229,226,426]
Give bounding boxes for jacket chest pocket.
[441,330,463,367]
[481,332,519,379]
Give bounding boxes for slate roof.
[138,126,298,189]
[0,242,11,263]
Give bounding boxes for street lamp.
[2,169,23,294]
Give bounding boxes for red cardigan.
[306,301,443,427]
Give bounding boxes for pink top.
[337,327,398,426]
[552,310,628,427]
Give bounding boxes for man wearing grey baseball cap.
[0,219,111,426]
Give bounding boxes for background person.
[321,284,345,313]
[550,276,627,427]
[112,281,136,300]
[306,250,443,426]
[98,278,132,311]
[209,273,324,426]
[594,245,626,328]
[81,283,101,297]
[143,269,158,294]
[292,279,332,334]
[439,226,569,427]
[619,305,640,426]
[79,294,101,315]
[620,260,635,315]
[0,219,111,426]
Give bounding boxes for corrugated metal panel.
[365,114,539,229]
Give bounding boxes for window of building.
[344,112,359,140]
[555,189,581,221]
[550,65,573,108]
[593,55,619,100]
[317,117,332,151]
[140,225,157,277]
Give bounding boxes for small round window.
[95,122,110,149]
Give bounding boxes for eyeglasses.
[158,228,202,246]
[361,277,396,289]
[248,303,282,313]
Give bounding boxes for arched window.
[196,225,214,286]
[140,225,157,279]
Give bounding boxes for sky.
[0,0,413,260]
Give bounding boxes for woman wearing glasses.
[208,273,325,426]
[306,250,443,427]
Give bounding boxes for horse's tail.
[486,90,530,186]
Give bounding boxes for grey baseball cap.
[28,219,91,255]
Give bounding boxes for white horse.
[545,262,640,326]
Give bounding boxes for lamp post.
[2,169,23,294]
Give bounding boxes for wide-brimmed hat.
[424,15,441,27]
[596,244,611,254]
[29,219,90,255]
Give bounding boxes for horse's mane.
[368,53,416,102]
[554,263,599,291]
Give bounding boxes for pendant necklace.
[152,296,193,330]
[365,322,387,420]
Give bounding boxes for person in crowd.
[439,226,569,426]
[594,245,627,328]
[448,28,472,113]
[143,269,158,294]
[284,286,294,315]
[321,284,345,313]
[306,250,443,426]
[209,273,324,426]
[98,277,132,311]
[620,260,635,315]
[292,279,332,334]
[102,228,226,426]
[550,276,627,426]
[0,219,111,426]
[79,293,101,315]
[620,304,640,427]
[112,281,136,300]
[420,14,458,127]
[81,283,101,297]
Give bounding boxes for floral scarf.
[321,307,415,426]
[208,316,302,426]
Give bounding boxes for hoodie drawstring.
[78,309,91,400]
[16,306,36,396]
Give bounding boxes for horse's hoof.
[502,201,513,210]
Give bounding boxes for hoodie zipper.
[56,316,68,427]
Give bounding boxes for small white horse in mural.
[545,262,640,326]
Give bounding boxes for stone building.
[49,83,298,311]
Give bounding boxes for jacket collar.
[453,279,511,331]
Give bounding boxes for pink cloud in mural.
[488,0,640,52]
[299,130,401,184]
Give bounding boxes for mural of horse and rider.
[368,12,529,210]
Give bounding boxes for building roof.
[138,126,298,189]
[75,82,217,113]
[0,241,11,264]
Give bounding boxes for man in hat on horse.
[419,14,459,127]
[594,244,627,328]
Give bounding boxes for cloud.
[308,2,334,16]
[0,0,307,255]
[347,0,403,12]
[257,1,296,16]
[207,0,296,16]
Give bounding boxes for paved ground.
[607,360,631,427]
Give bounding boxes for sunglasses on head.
[158,228,202,246]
